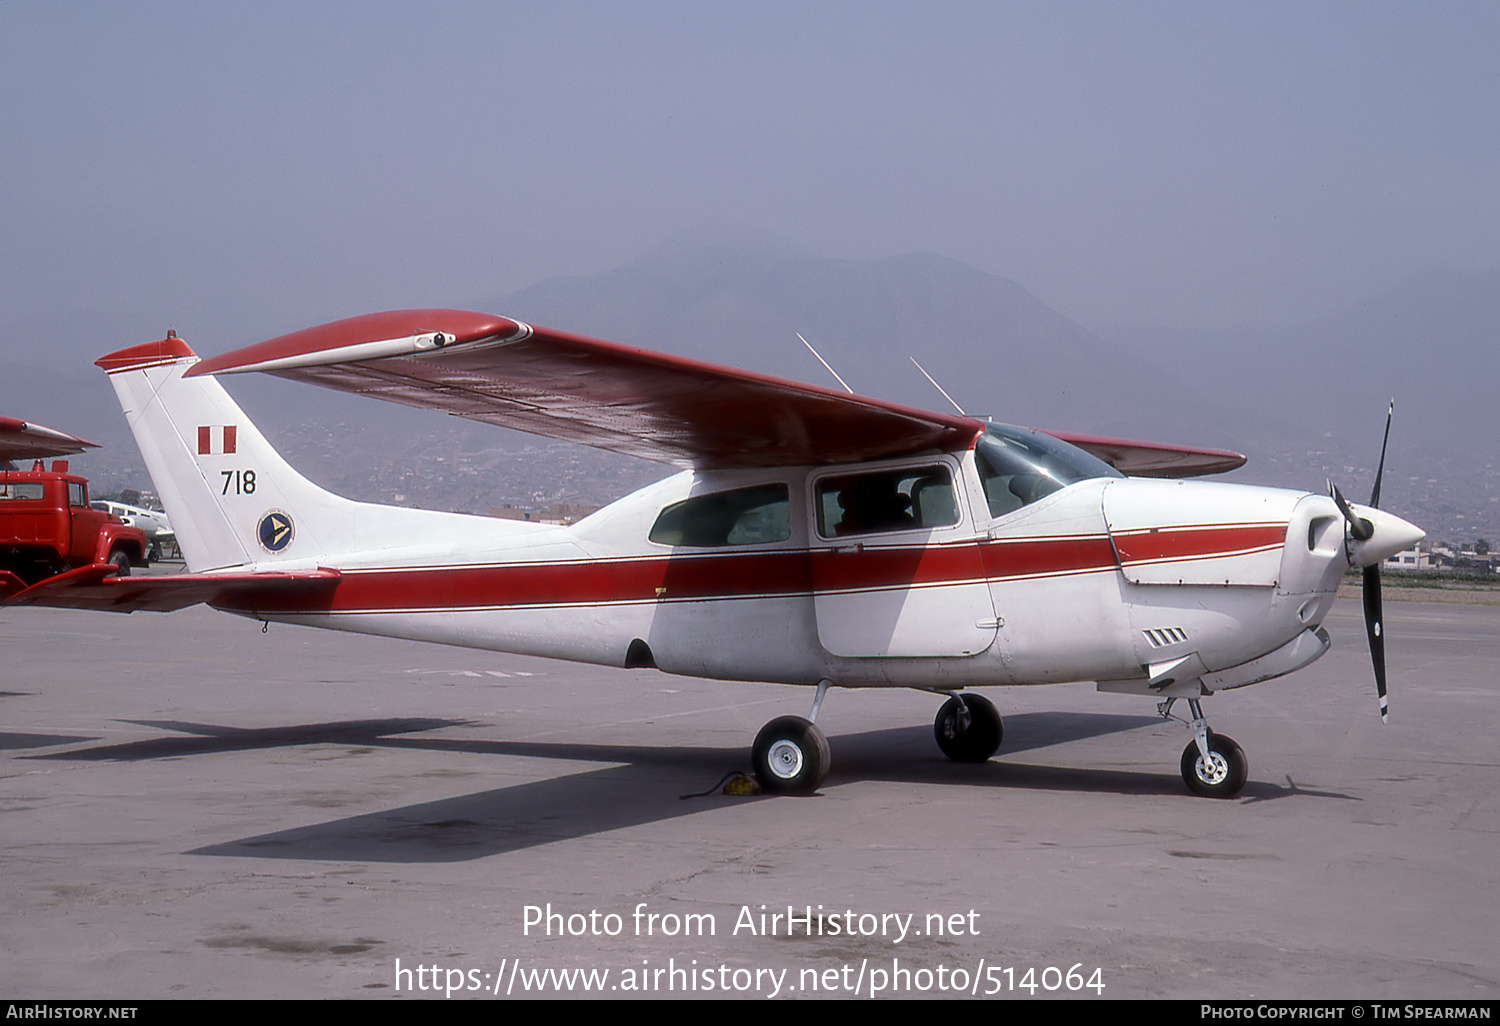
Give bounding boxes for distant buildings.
[485,502,601,525]
[1384,543,1498,574]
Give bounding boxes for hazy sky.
[3,1,1496,348]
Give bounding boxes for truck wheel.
[107,550,131,577]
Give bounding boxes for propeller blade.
[1363,562,1388,722]
[1356,401,1396,724]
[1370,400,1393,508]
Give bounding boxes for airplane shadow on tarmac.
[25,711,1354,862]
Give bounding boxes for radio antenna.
[797,333,854,394]
[910,357,967,415]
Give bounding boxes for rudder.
[97,334,359,572]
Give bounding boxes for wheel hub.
[766,740,804,779]
[1195,752,1229,786]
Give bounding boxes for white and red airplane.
[3,310,1423,797]
[0,416,98,465]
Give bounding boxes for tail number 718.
[221,470,256,495]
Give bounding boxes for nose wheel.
[1164,697,1248,798]
[1180,732,1247,798]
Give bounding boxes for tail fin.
[97,335,361,572]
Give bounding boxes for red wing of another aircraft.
[187,310,1243,476]
[0,416,99,463]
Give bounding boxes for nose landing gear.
[1162,697,1248,798]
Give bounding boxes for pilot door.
[809,458,998,658]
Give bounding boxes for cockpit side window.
[649,483,791,547]
[816,465,959,538]
[975,423,1121,519]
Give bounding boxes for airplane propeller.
[1329,401,1395,723]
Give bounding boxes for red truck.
[1,418,148,588]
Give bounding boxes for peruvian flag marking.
[197,425,238,455]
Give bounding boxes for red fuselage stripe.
[225,524,1287,614]
[1111,524,1287,564]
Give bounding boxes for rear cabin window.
[816,466,959,538]
[0,482,45,500]
[649,483,791,547]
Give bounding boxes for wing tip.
[0,417,100,460]
[186,309,522,378]
[1045,430,1247,478]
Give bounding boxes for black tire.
[1180,732,1248,798]
[107,549,131,577]
[934,694,1003,762]
[752,715,830,795]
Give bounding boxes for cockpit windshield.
[974,423,1121,519]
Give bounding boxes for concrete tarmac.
[1,596,1496,1000]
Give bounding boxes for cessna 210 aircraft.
[3,310,1423,797]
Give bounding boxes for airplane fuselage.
[226,448,1349,701]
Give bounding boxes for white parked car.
[90,501,176,560]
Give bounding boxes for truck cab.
[0,460,148,584]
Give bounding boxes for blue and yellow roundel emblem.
[257,510,294,552]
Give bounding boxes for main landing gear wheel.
[934,694,1003,763]
[752,715,830,795]
[1180,732,1247,799]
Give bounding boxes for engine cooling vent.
[1142,627,1189,648]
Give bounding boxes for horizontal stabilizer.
[2,564,341,613]
[0,569,28,602]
